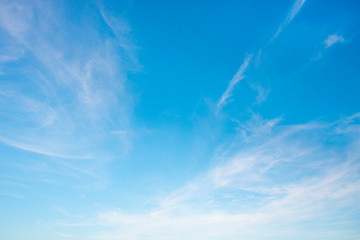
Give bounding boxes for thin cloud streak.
[217,0,307,111]
[271,0,307,41]
[0,136,91,159]
[217,54,252,110]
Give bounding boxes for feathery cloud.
[272,0,307,41]
[0,0,137,185]
[217,0,307,111]
[217,55,252,110]
[55,114,360,239]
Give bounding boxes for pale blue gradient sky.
[1,0,360,239]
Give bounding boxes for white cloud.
[217,55,252,110]
[325,33,345,48]
[272,0,307,41]
[312,33,346,60]
[217,0,308,111]
[0,0,137,187]
[55,114,360,239]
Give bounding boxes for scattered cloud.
[1,1,359,239]
[55,114,360,239]
[0,1,135,157]
[312,33,346,60]
[248,84,270,105]
[217,0,308,111]
[325,33,345,48]
[0,0,138,188]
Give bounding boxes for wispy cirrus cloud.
[217,54,252,110]
[55,113,360,239]
[271,0,307,41]
[217,0,307,110]
[0,136,91,159]
[0,0,137,185]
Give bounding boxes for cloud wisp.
[312,33,346,60]
[325,33,345,48]
[56,114,360,239]
[217,55,252,110]
[271,0,307,41]
[0,0,137,185]
[217,0,307,111]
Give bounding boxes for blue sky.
[0,0,360,239]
